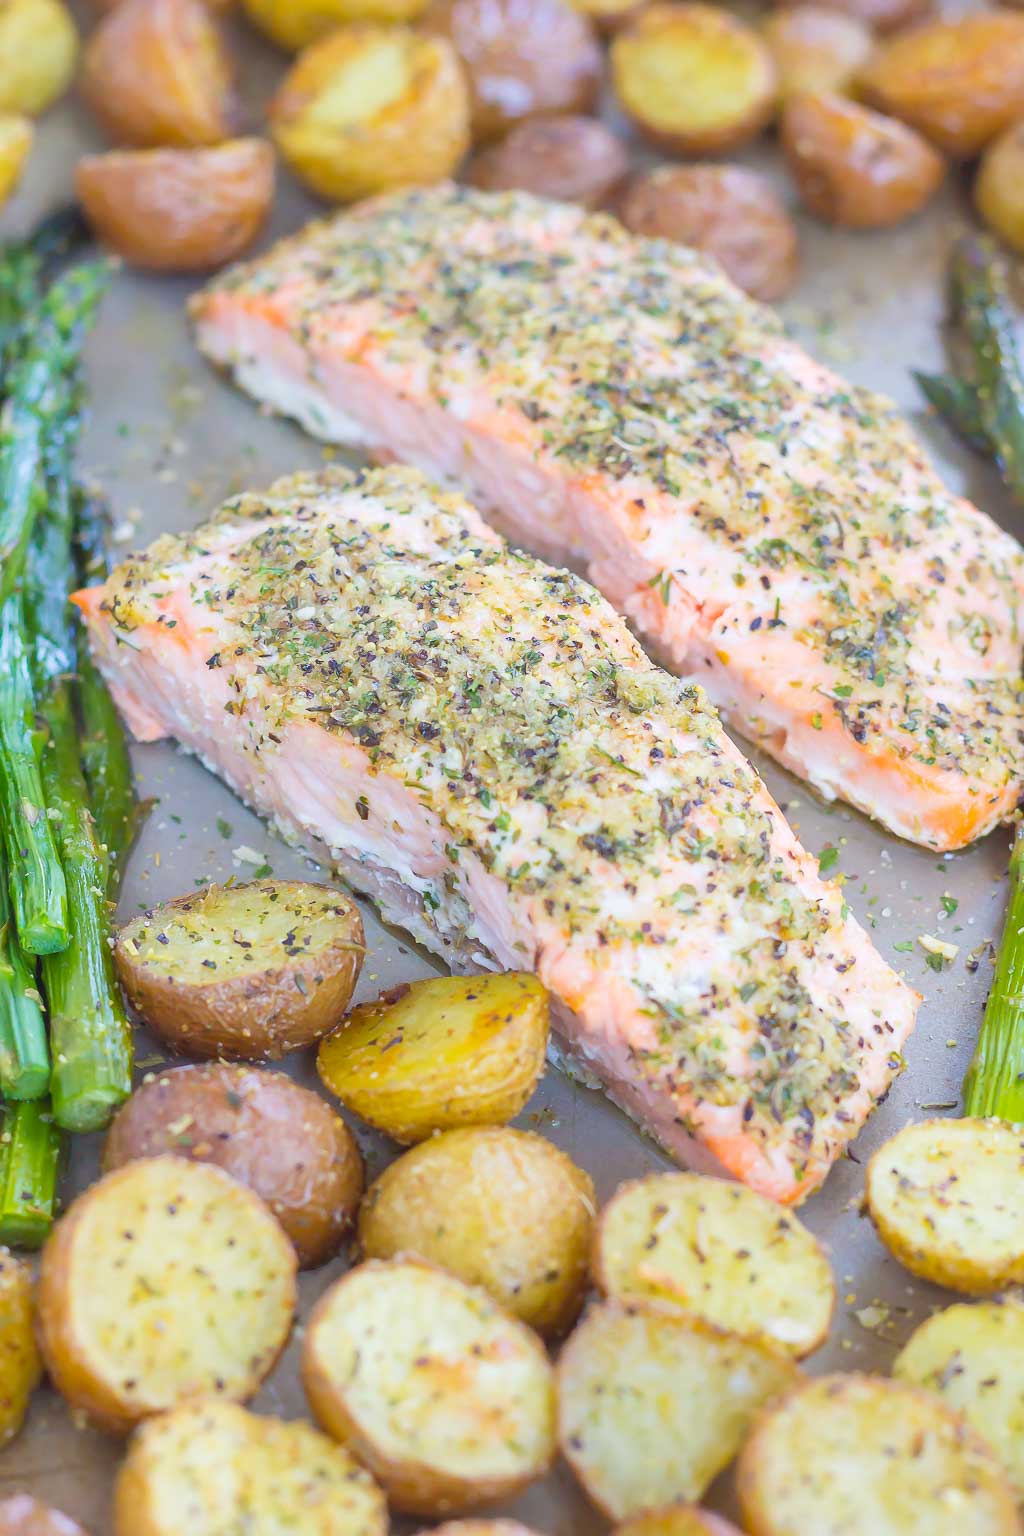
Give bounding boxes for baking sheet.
[0,10,1019,1531]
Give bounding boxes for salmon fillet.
[191,184,1024,852]
[76,464,918,1203]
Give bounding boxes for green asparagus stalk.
[0,1100,60,1248]
[913,370,992,457]
[0,853,49,1099]
[74,490,149,892]
[964,826,1024,1121]
[950,236,1024,506]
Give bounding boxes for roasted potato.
[611,4,777,156]
[114,879,364,1061]
[422,0,602,143]
[80,0,238,149]
[416,1527,545,1536]
[565,0,641,31]
[0,1254,40,1448]
[781,92,944,228]
[0,0,77,117]
[114,1400,387,1536]
[865,1117,1024,1294]
[976,121,1024,255]
[894,1300,1024,1498]
[774,0,929,34]
[302,1258,557,1516]
[859,14,1024,159]
[593,1172,833,1358]
[317,972,548,1142]
[616,1510,744,1536]
[617,164,798,302]
[270,26,470,203]
[0,116,31,207]
[466,116,628,208]
[736,1372,1020,1536]
[0,1499,89,1536]
[358,1126,593,1335]
[37,1156,296,1433]
[103,1063,363,1268]
[244,0,428,49]
[75,140,275,273]
[557,1301,797,1520]
[762,7,872,102]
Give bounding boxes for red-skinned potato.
[76,140,274,272]
[466,116,628,206]
[0,1498,90,1536]
[762,7,873,102]
[102,1063,364,1268]
[770,0,930,34]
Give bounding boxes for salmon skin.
[76,464,918,1203]
[192,183,1024,852]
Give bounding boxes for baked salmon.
[191,184,1024,852]
[75,464,918,1204]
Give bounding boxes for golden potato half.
[616,1508,744,1536]
[37,1156,297,1433]
[318,972,548,1142]
[302,1259,557,1516]
[422,0,602,143]
[593,1172,833,1357]
[270,26,470,203]
[359,1126,593,1335]
[0,0,78,117]
[0,1497,89,1536]
[762,6,872,103]
[0,116,31,207]
[114,1400,387,1536]
[103,1063,363,1268]
[894,1300,1024,1499]
[976,122,1024,255]
[245,0,430,50]
[859,13,1024,159]
[0,1252,41,1448]
[558,1301,797,1520]
[76,140,275,273]
[781,92,944,229]
[611,3,777,156]
[866,1116,1024,1293]
[737,1372,1020,1536]
[114,879,364,1060]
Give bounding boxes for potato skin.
[762,7,872,103]
[0,1253,41,1449]
[466,116,628,207]
[618,164,798,303]
[270,26,470,203]
[781,92,944,228]
[616,1509,744,1536]
[976,121,1024,255]
[0,0,78,117]
[422,0,602,143]
[0,116,32,207]
[103,1064,363,1268]
[358,1126,593,1336]
[611,4,778,156]
[0,1498,90,1536]
[417,1526,545,1536]
[75,140,274,272]
[114,881,365,1062]
[244,0,428,49]
[771,0,929,34]
[80,0,238,149]
[859,14,1024,159]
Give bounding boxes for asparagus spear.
[0,1099,60,1248]
[963,826,1024,1121]
[0,852,49,1099]
[913,370,993,457]
[950,235,1024,506]
[74,490,149,892]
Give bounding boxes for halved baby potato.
[269,26,470,203]
[0,0,78,117]
[80,0,237,148]
[302,1258,557,1516]
[859,13,1024,159]
[865,1117,1024,1293]
[103,1063,363,1268]
[0,1498,89,1536]
[466,116,629,209]
[593,1172,834,1358]
[37,1156,296,1433]
[317,973,548,1143]
[114,1400,388,1536]
[611,4,777,156]
[557,1301,797,1520]
[358,1126,594,1335]
[0,1253,41,1448]
[976,122,1024,256]
[616,1509,744,1536]
[894,1300,1024,1498]
[244,0,429,50]
[114,879,364,1061]
[762,7,872,102]
[781,92,944,228]
[75,140,275,272]
[0,116,32,207]
[736,1372,1020,1536]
